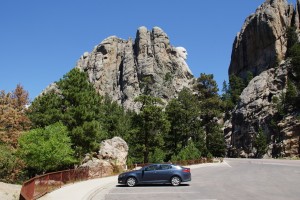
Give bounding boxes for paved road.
[100,159,300,200]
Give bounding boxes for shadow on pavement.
[116,183,190,187]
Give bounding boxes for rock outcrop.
[228,62,288,157]
[76,26,194,110]
[227,0,300,158]
[229,0,294,79]
[277,115,300,157]
[81,137,128,178]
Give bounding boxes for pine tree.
[229,74,245,105]
[28,91,63,128]
[254,128,268,158]
[165,88,204,159]
[57,69,106,156]
[131,95,170,163]
[0,85,31,148]
[100,95,132,140]
[28,68,106,158]
[194,73,226,157]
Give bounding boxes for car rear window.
[172,165,183,169]
[160,165,172,170]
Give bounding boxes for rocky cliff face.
[229,0,294,79]
[227,0,300,158]
[227,62,288,157]
[76,26,194,110]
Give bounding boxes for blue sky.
[0,0,297,100]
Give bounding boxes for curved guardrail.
[19,167,89,200]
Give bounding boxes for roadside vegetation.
[0,68,240,183]
[3,48,298,182]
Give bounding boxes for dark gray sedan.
[118,164,191,187]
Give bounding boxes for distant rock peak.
[76,26,193,110]
[229,0,296,79]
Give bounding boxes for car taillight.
[182,168,190,173]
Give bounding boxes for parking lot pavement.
[39,162,226,200]
[104,159,300,200]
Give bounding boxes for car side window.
[159,165,171,170]
[144,165,158,171]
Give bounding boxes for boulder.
[99,136,128,167]
[81,137,129,178]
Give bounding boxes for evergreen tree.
[28,68,106,157]
[286,27,300,111]
[229,74,245,105]
[28,91,62,128]
[171,140,201,162]
[246,71,254,86]
[285,79,297,110]
[286,26,298,57]
[131,95,170,163]
[165,88,204,159]
[221,80,234,119]
[194,73,218,99]
[100,95,132,140]
[254,128,268,158]
[0,143,24,183]
[148,148,166,163]
[206,124,226,157]
[195,73,225,157]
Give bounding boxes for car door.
[141,164,159,183]
[155,164,173,182]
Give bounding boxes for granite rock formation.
[76,26,194,110]
[277,115,300,157]
[229,0,294,79]
[228,62,288,157]
[227,0,300,158]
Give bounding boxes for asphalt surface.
[102,158,300,200]
[40,159,300,200]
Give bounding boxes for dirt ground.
[0,182,21,200]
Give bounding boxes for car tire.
[126,177,137,187]
[171,176,181,186]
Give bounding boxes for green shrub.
[0,143,24,183]
[149,148,166,163]
[18,122,76,174]
[171,141,201,162]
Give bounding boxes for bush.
[0,143,24,183]
[18,122,76,174]
[149,148,166,163]
[171,141,201,162]
[254,129,268,158]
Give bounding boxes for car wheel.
[126,177,137,187]
[171,176,181,186]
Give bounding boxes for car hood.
[119,169,141,176]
